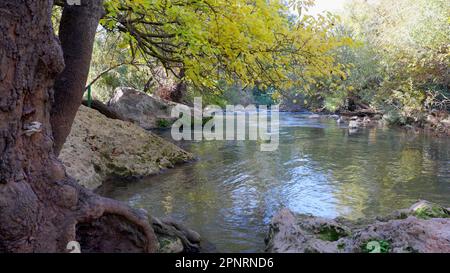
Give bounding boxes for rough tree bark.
[0,0,157,253]
[51,0,104,155]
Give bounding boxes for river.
[99,112,450,253]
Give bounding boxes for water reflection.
[99,113,450,253]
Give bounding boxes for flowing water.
[100,112,450,253]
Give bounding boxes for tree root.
[55,172,157,253]
[73,187,158,253]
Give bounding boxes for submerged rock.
[60,105,193,190]
[151,216,204,253]
[266,201,450,253]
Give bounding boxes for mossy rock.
[157,235,184,253]
[410,200,450,219]
[317,225,349,242]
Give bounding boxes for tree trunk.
[156,69,187,103]
[171,68,187,103]
[82,99,129,121]
[51,0,104,155]
[0,0,157,253]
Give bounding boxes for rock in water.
[409,200,450,219]
[59,105,193,190]
[151,216,203,253]
[108,87,183,129]
[348,117,360,129]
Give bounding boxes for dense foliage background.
[84,0,448,125]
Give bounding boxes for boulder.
[265,209,348,253]
[108,87,182,130]
[266,201,450,253]
[59,105,193,190]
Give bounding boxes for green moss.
[157,235,183,253]
[158,236,172,249]
[105,162,133,176]
[317,226,349,242]
[156,118,172,128]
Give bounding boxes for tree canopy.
[85,0,448,125]
[97,0,352,94]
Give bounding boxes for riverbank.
[303,109,450,137]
